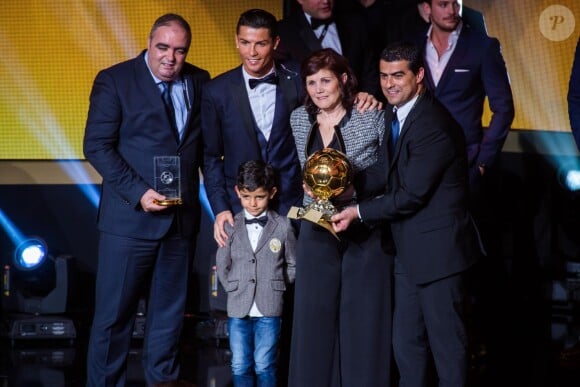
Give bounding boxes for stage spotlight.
[562,170,580,192]
[1,238,77,341]
[14,237,47,270]
[557,163,580,192]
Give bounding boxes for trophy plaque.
[287,148,352,239]
[153,156,182,206]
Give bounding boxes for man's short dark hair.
[150,13,192,48]
[380,41,424,75]
[236,9,278,39]
[237,160,277,192]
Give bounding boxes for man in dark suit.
[421,1,514,364]
[332,42,482,387]
[421,0,514,188]
[201,9,304,248]
[276,0,379,94]
[83,13,209,386]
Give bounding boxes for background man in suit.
[217,160,296,387]
[332,42,481,387]
[276,0,379,94]
[83,13,209,386]
[202,9,304,248]
[421,0,514,365]
[421,0,514,189]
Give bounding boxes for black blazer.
[84,51,210,239]
[421,24,514,175]
[276,10,378,95]
[359,90,481,284]
[201,63,304,216]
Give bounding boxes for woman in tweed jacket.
[288,48,393,387]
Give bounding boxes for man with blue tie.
[332,42,482,387]
[83,13,209,386]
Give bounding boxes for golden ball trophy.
[288,148,352,239]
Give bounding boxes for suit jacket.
[290,105,386,206]
[359,91,481,285]
[201,63,303,216]
[216,210,297,318]
[276,10,378,95]
[422,24,514,175]
[84,50,210,239]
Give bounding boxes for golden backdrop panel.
[0,0,281,160]
[466,0,579,132]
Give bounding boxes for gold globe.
[303,148,352,201]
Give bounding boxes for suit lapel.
[234,213,254,253]
[389,93,428,168]
[231,67,260,143]
[435,28,470,94]
[296,13,322,52]
[179,75,194,145]
[135,52,167,119]
[254,211,278,254]
[271,68,297,138]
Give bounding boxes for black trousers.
[288,222,393,387]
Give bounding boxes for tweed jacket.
[216,210,297,318]
[291,105,385,205]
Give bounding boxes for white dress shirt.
[242,67,277,142]
[244,209,265,317]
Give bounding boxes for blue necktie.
[389,108,400,157]
[161,82,179,141]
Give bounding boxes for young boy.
[216,160,297,387]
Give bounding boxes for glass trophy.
[153,156,182,206]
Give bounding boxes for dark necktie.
[245,216,268,227]
[389,108,400,158]
[310,17,333,30]
[161,81,179,140]
[248,73,279,89]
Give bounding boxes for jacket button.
[250,259,256,263]
[249,279,255,283]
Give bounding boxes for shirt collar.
[242,66,276,83]
[243,209,267,219]
[426,20,463,46]
[395,93,420,125]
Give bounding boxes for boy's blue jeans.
[228,316,282,387]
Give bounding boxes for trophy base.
[154,198,183,206]
[287,206,339,240]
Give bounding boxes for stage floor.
[1,306,580,387]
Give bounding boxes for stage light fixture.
[562,170,580,192]
[14,237,47,270]
[557,162,580,192]
[1,237,77,341]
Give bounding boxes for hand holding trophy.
[288,148,352,239]
[153,156,183,206]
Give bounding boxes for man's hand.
[354,92,383,112]
[214,210,234,247]
[140,188,168,212]
[330,205,359,233]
